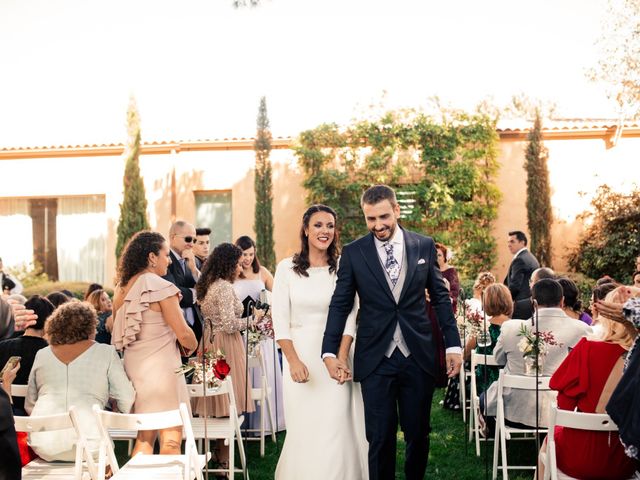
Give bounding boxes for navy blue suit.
[322,229,460,480]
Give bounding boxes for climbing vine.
[294,110,501,277]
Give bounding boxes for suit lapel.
[399,230,419,303]
[359,234,395,303]
[170,251,185,283]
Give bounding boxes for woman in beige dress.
[193,243,255,465]
[112,231,198,456]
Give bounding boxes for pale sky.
[0,0,616,148]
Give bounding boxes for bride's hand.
[289,358,309,383]
[337,356,353,383]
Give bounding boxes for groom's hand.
[446,353,462,378]
[323,357,350,384]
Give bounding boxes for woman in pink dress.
[112,231,198,456]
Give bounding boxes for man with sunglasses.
[163,221,203,351]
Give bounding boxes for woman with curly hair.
[272,204,367,480]
[111,230,197,456]
[193,242,255,467]
[25,302,134,461]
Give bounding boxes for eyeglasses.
[176,235,197,244]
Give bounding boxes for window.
[194,191,232,247]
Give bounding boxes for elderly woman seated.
[25,302,135,461]
[538,285,640,479]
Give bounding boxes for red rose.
[214,359,230,380]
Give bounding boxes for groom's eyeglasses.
[176,235,197,244]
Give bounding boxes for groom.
[322,185,462,480]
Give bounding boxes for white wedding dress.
[272,257,368,480]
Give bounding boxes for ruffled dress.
[112,272,189,414]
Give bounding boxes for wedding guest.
[557,277,592,325]
[633,271,640,288]
[511,267,555,320]
[504,231,539,304]
[194,242,255,468]
[537,304,638,478]
[0,366,21,480]
[0,297,15,340]
[467,284,512,395]
[83,283,103,301]
[25,302,135,461]
[482,279,591,428]
[436,242,460,313]
[234,235,285,433]
[0,257,23,295]
[273,204,367,479]
[590,282,619,338]
[111,231,197,456]
[465,271,496,316]
[46,291,71,309]
[193,227,211,269]
[87,289,113,345]
[0,295,53,415]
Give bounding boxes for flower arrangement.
[517,325,562,358]
[460,309,487,338]
[247,309,274,357]
[175,349,230,389]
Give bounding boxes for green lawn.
[115,389,539,479]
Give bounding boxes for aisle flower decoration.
[517,325,562,375]
[247,308,274,357]
[175,349,230,389]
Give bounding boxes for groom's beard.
[371,224,396,242]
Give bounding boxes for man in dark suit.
[193,227,211,270]
[511,266,555,319]
[504,231,540,304]
[322,185,462,480]
[163,221,203,347]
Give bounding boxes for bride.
[272,204,368,480]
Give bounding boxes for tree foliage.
[589,0,640,118]
[253,97,276,271]
[294,110,501,277]
[568,185,640,281]
[525,110,553,267]
[115,97,150,260]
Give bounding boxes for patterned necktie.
[384,242,400,286]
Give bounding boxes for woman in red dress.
[538,291,639,479]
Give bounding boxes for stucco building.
[0,120,638,287]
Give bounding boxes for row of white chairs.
[460,354,622,480]
[12,375,250,480]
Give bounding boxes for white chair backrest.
[14,409,74,433]
[471,352,499,369]
[550,404,618,431]
[92,404,184,431]
[10,384,28,398]
[499,371,551,391]
[247,356,261,369]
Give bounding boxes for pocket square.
[417,258,426,265]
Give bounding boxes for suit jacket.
[162,251,203,343]
[322,229,460,382]
[503,249,539,301]
[485,308,592,426]
[512,297,534,320]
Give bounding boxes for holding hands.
[323,356,352,385]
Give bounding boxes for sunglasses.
[176,235,197,244]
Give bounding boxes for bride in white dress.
[272,205,368,480]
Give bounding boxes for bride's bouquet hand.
[289,358,310,384]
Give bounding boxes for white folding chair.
[14,406,96,480]
[542,403,619,480]
[187,375,248,479]
[10,383,28,399]
[244,351,277,457]
[492,370,551,479]
[468,352,500,456]
[92,402,208,480]
[458,361,469,422]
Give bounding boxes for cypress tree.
[115,96,150,260]
[525,109,553,267]
[253,97,276,271]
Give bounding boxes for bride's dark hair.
[292,204,339,277]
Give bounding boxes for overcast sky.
[0,0,615,147]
